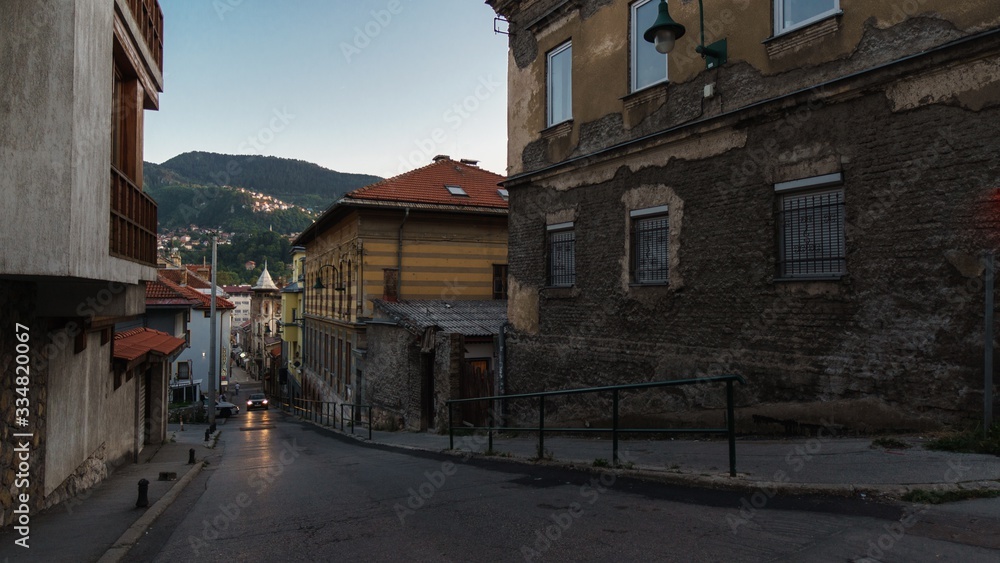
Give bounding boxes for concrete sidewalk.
[0,423,217,562]
[344,424,1000,497]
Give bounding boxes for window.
[445,184,468,196]
[497,188,509,201]
[630,206,669,284]
[547,41,572,127]
[631,0,668,92]
[547,222,575,287]
[493,264,509,299]
[775,0,839,35]
[776,173,845,278]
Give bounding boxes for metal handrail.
[339,403,373,440]
[446,374,746,476]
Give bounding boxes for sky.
[144,1,509,180]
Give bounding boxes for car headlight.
[262,399,268,404]
[247,401,252,406]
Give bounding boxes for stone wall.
[364,323,422,430]
[506,87,1000,432]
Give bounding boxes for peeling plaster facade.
[488,0,1000,431]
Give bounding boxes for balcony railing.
[124,0,163,73]
[110,166,157,266]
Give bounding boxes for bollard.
[210,422,216,433]
[180,416,184,431]
[204,428,211,442]
[136,479,149,508]
[188,448,195,464]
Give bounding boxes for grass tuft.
[924,424,1000,456]
[870,437,911,450]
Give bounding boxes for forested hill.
[144,151,382,211]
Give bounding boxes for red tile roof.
[345,158,506,209]
[146,276,201,307]
[113,328,187,362]
[159,267,213,289]
[147,273,235,310]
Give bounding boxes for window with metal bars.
[547,223,575,287]
[777,188,845,278]
[630,206,669,284]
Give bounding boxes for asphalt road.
[127,407,1000,562]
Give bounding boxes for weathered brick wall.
[507,91,1000,432]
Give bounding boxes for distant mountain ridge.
[145,151,382,211]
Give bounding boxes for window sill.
[541,120,573,139]
[622,81,669,111]
[629,282,669,288]
[772,275,844,283]
[541,285,578,299]
[764,11,842,58]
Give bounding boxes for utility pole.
[208,235,218,428]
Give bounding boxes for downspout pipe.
[397,208,410,299]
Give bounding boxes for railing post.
[538,396,545,460]
[488,400,494,453]
[340,404,344,431]
[368,405,372,440]
[448,402,454,450]
[350,406,355,434]
[612,388,619,466]
[727,379,736,477]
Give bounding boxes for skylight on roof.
[445,184,468,196]
[497,188,509,201]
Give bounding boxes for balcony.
[110,166,157,266]
[124,0,163,73]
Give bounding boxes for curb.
[96,460,205,563]
[287,414,1000,502]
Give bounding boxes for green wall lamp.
[644,0,727,70]
[313,264,345,292]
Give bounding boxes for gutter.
[397,208,410,298]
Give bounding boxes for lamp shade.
[643,0,686,53]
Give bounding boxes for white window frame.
[631,0,669,92]
[774,0,841,36]
[547,41,573,127]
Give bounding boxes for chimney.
[432,154,451,162]
[460,159,479,166]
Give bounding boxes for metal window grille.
[632,214,669,284]
[548,228,576,286]
[778,189,845,277]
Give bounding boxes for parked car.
[246,393,269,411]
[214,400,240,418]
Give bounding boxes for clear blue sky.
[144,1,509,180]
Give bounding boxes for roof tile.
[345,158,506,209]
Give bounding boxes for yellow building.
[279,246,307,398]
[292,156,508,412]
